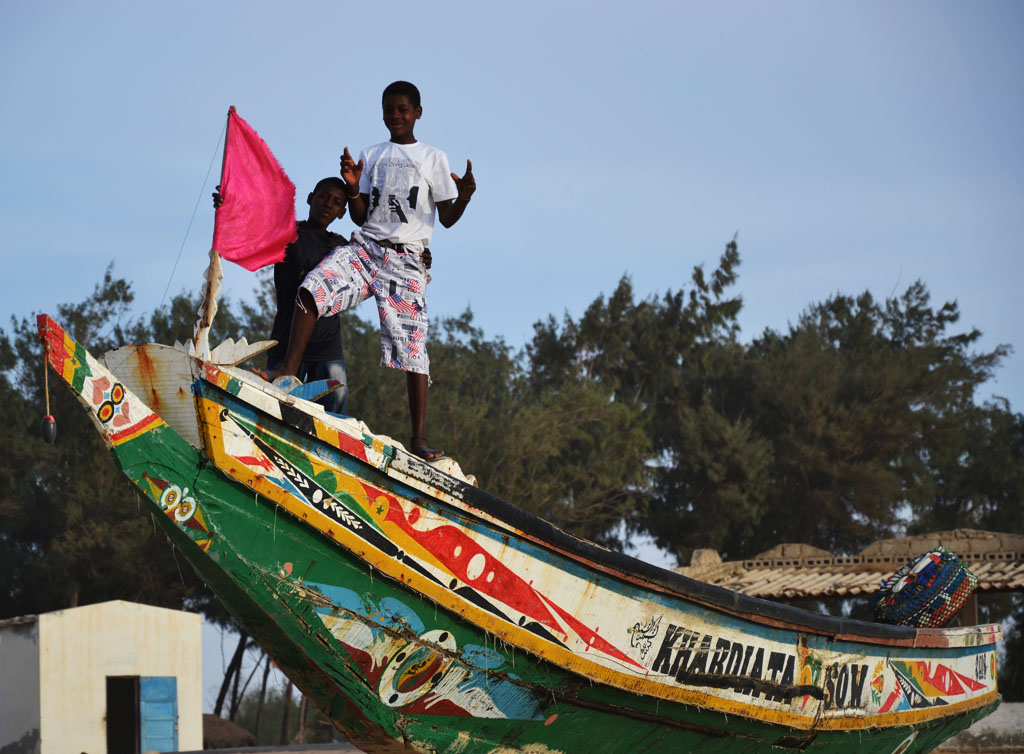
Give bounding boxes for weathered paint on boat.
[39,314,1001,754]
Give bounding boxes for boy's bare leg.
[268,289,317,378]
[408,372,443,460]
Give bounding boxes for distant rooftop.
[675,529,1024,600]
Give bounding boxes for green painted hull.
[119,424,995,753]
[38,315,1000,753]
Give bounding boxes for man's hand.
[452,159,475,202]
[421,248,432,270]
[340,148,363,196]
[212,184,223,208]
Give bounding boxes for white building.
[0,600,202,754]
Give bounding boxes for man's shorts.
[300,233,429,374]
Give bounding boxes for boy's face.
[382,94,421,144]
[306,186,347,229]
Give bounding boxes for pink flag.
[212,108,297,271]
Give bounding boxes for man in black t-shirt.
[264,177,352,414]
[218,177,351,413]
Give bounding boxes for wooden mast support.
[192,248,223,359]
[192,107,234,359]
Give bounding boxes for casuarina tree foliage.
[526,245,1020,562]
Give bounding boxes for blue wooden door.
[139,676,177,752]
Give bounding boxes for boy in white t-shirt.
[270,81,476,462]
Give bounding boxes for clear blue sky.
[2,2,1021,408]
[3,1,1022,710]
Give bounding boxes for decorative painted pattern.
[193,384,999,731]
[38,315,1002,751]
[140,473,215,553]
[38,315,167,446]
[308,582,546,721]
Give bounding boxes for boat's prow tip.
[37,314,71,373]
[36,312,58,337]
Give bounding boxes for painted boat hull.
[39,315,1001,754]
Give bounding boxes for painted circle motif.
[97,401,115,423]
[159,484,182,510]
[175,497,197,522]
[110,383,125,404]
[378,629,457,708]
[465,553,486,581]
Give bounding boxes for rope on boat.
[159,118,228,312]
[42,339,50,415]
[40,337,57,443]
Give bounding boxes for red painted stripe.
[110,412,161,442]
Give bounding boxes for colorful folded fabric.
[873,547,978,628]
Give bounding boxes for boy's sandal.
[410,439,445,462]
[251,367,272,381]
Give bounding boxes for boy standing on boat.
[269,81,476,461]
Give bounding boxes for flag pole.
[192,106,234,357]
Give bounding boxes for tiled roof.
[676,529,1024,599]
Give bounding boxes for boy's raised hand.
[452,159,475,202]
[339,148,363,193]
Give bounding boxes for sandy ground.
[177,702,1024,754]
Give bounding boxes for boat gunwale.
[202,356,997,651]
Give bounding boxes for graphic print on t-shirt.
[368,155,417,227]
[387,195,408,223]
[358,141,458,248]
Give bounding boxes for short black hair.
[312,176,346,195]
[382,81,421,108]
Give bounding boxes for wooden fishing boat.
[39,312,1001,753]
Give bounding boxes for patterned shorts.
[300,233,429,374]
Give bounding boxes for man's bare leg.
[408,371,443,460]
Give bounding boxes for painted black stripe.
[279,402,317,436]
[227,411,443,588]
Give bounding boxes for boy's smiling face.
[383,94,421,144]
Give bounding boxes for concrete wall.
[37,601,202,754]
[0,618,41,754]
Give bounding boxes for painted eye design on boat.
[175,497,198,522]
[160,484,182,510]
[97,401,115,423]
[378,629,457,708]
[110,383,125,404]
